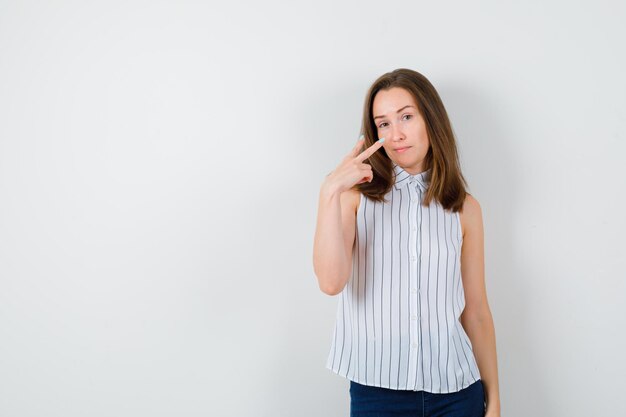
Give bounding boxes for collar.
[392,162,431,192]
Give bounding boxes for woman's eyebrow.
[374,105,415,120]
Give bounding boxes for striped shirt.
[325,162,481,393]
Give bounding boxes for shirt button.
[411,226,417,231]
[412,343,418,348]
[411,288,417,294]
[411,315,417,320]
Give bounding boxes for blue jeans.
[349,379,486,417]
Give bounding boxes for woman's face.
[372,87,430,174]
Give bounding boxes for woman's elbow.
[316,273,347,296]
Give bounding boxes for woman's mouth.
[395,146,411,153]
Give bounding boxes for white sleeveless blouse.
[325,162,481,393]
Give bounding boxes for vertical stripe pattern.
[325,162,481,393]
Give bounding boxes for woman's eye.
[379,115,412,128]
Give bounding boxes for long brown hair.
[355,68,469,213]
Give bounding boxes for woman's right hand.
[323,136,386,194]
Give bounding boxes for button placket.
[413,184,423,388]
[408,181,421,362]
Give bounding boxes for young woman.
[313,68,501,417]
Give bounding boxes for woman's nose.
[390,124,404,141]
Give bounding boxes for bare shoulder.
[459,193,483,239]
[340,188,361,214]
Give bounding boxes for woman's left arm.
[459,194,501,417]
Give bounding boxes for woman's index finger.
[355,138,385,162]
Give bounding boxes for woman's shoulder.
[462,192,480,210]
[459,193,482,239]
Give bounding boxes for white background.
[1,1,624,416]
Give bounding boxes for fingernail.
[358,134,364,141]
[378,137,385,143]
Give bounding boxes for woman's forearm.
[462,310,501,413]
[312,184,351,295]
